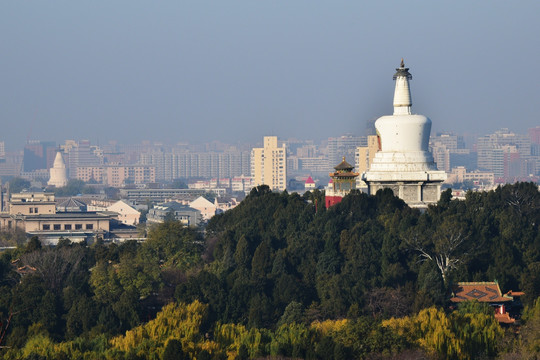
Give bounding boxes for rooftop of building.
[23,212,115,220]
[56,197,88,212]
[450,281,515,303]
[153,202,198,212]
[10,192,55,203]
[333,157,354,171]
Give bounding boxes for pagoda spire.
[392,59,412,115]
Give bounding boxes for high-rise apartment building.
[251,136,287,191]
[528,127,540,176]
[477,129,531,178]
[429,133,469,172]
[327,135,367,168]
[23,140,56,171]
[287,142,329,175]
[139,150,251,181]
[76,165,155,187]
[355,135,380,188]
[529,126,540,145]
[62,140,103,178]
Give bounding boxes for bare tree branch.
[406,226,470,284]
[20,246,86,290]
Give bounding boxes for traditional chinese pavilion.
[450,281,524,324]
[325,157,359,208]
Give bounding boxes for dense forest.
[0,183,539,359]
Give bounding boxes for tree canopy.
[0,182,538,359]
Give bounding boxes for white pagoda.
[362,60,446,208]
[47,151,68,187]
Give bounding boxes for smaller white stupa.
[48,151,68,187]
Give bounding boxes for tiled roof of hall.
[154,202,196,211]
[56,197,88,212]
[334,157,354,171]
[450,281,514,303]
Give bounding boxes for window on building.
[35,207,38,213]
[29,208,33,214]
[75,224,82,230]
[64,224,72,230]
[43,224,50,230]
[53,224,61,230]
[86,224,93,230]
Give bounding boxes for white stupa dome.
[48,151,68,187]
[368,60,441,174]
[362,60,447,208]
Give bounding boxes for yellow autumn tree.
[269,323,311,357]
[110,300,208,358]
[451,311,502,358]
[214,323,265,360]
[383,306,503,360]
[310,318,348,335]
[20,334,55,359]
[383,307,458,357]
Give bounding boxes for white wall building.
[189,196,217,221]
[88,199,140,225]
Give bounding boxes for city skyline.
[1,2,539,150]
[7,126,538,184]
[3,125,538,151]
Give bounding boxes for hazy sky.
[1,1,539,150]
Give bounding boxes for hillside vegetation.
[0,183,538,359]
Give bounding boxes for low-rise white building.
[88,199,141,225]
[231,175,254,193]
[446,166,495,185]
[146,202,201,226]
[189,196,217,221]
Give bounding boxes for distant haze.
[1,1,539,150]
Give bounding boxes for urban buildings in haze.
[476,129,533,179]
[1,124,539,194]
[62,140,102,178]
[76,165,155,187]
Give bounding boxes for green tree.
[65,295,98,339]
[25,237,42,253]
[8,177,30,193]
[278,301,305,326]
[54,179,93,196]
[0,228,27,247]
[171,178,188,189]
[145,220,203,269]
[162,339,188,360]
